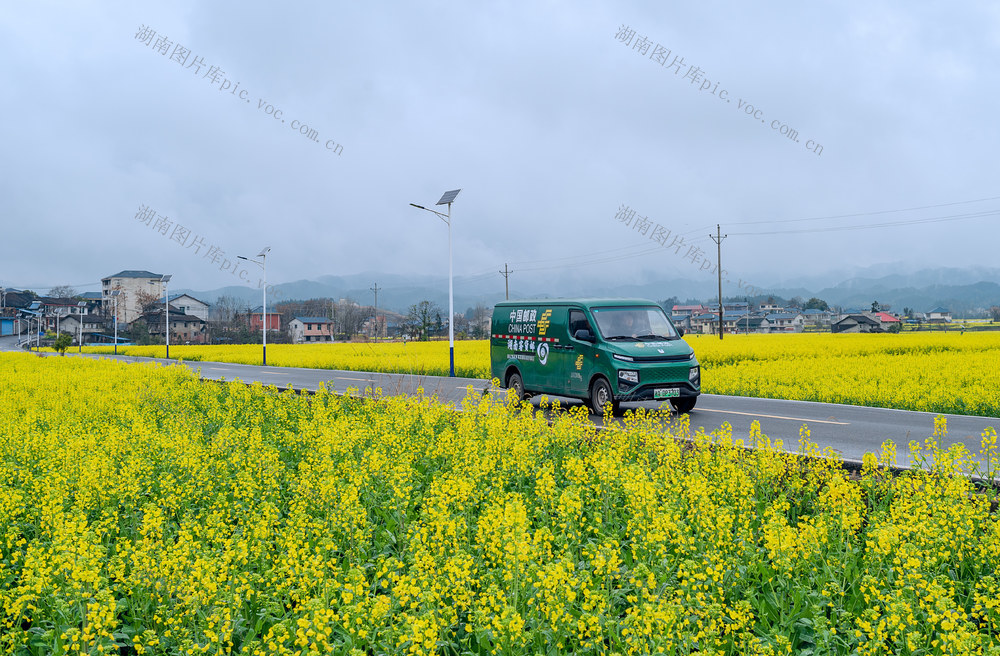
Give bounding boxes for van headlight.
[689,365,700,387]
[613,353,634,362]
[619,370,639,384]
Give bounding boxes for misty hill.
[175,267,1000,317]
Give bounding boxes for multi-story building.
[101,270,166,325]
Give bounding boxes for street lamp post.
[160,275,172,358]
[29,313,40,352]
[110,290,121,355]
[238,247,270,366]
[410,189,461,377]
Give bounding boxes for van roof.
[494,298,660,308]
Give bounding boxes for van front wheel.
[589,378,619,415]
[507,371,528,400]
[671,397,697,414]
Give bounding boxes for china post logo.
[538,309,552,336]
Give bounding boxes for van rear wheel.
[589,378,619,415]
[671,397,697,414]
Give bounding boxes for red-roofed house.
[874,312,901,326]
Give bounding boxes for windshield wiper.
[635,334,670,340]
[605,335,637,341]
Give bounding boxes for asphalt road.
[0,335,30,351]
[7,345,997,470]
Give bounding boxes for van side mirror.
[574,329,595,342]
[677,327,685,337]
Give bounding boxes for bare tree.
[990,306,1000,322]
[207,295,252,343]
[213,295,248,328]
[48,285,78,298]
[407,300,443,340]
[335,298,368,339]
[135,289,162,313]
[453,313,470,338]
[472,302,491,339]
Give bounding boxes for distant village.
[0,270,488,347]
[0,270,965,348]
[669,300,954,335]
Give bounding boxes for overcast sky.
[2,1,999,299]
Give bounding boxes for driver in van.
[620,313,637,338]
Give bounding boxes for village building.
[289,317,334,343]
[832,314,882,333]
[101,270,167,325]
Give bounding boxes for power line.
[11,281,103,291]
[723,193,1000,227]
[485,195,999,275]
[728,208,1000,236]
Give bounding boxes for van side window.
[569,310,592,339]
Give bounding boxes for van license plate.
[654,388,680,399]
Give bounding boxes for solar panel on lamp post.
[410,189,461,377]
[238,247,270,366]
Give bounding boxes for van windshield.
[592,306,679,341]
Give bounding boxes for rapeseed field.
[85,341,492,379]
[2,353,998,654]
[85,332,1000,416]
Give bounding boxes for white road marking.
[698,408,849,425]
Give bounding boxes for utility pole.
[709,224,727,340]
[499,263,513,300]
[370,283,381,339]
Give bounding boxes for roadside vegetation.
[1,353,998,655]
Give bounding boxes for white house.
[927,307,952,323]
[59,314,108,344]
[801,308,832,326]
[169,294,210,322]
[761,313,804,332]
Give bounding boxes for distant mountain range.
[173,266,1000,317]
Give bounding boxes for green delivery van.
[490,298,700,414]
